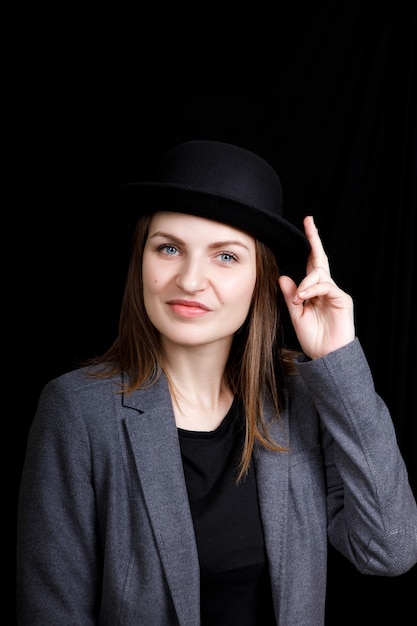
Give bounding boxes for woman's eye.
[218,252,237,263]
[159,244,178,255]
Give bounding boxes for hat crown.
[151,140,283,218]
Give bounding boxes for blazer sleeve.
[296,338,417,575]
[16,375,99,625]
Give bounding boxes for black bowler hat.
[115,140,310,279]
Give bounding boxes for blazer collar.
[121,377,289,625]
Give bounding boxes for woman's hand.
[278,216,355,359]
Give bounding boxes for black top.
[178,399,276,625]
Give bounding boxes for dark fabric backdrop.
[13,1,416,623]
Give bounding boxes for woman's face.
[142,212,257,350]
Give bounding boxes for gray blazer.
[16,339,417,625]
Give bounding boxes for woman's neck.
[162,340,234,431]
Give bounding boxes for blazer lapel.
[123,376,200,625]
[254,395,289,620]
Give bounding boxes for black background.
[13,2,416,623]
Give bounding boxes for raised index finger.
[303,215,330,273]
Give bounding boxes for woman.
[16,140,417,625]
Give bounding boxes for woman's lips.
[167,300,211,318]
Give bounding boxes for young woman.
[16,140,417,625]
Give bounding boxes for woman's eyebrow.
[149,231,185,245]
[208,240,251,251]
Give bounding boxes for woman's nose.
[176,258,208,293]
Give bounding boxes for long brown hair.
[88,215,300,480]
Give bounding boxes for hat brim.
[113,182,310,282]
